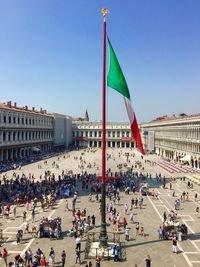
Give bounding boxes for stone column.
[11,131,13,142]
[5,149,8,160]
[0,131,2,144]
[10,149,13,160]
[0,150,3,161]
[6,132,8,143]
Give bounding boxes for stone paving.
[0,148,200,267]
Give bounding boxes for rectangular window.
[90,131,92,137]
[3,116,6,123]
[13,117,16,124]
[9,116,11,123]
[117,131,120,137]
[99,131,101,138]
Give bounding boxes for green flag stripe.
[107,37,130,100]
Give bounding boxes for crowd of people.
[0,148,199,267]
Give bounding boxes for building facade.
[53,114,72,149]
[0,102,54,161]
[141,114,200,168]
[72,121,136,148]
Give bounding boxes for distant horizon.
[1,99,199,125]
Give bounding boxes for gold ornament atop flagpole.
[101,8,108,17]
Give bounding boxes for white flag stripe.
[124,97,135,124]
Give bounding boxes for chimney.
[25,105,28,110]
[40,108,43,112]
[43,110,47,114]
[7,101,12,107]
[32,107,35,111]
[14,102,17,107]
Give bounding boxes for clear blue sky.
[0,0,200,123]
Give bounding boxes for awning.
[180,155,191,162]
[32,147,40,152]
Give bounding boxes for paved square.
[0,148,200,267]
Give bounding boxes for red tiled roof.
[0,103,52,117]
[151,113,200,122]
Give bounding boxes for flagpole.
[99,7,108,248]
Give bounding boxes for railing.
[84,232,126,261]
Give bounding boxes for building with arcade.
[141,114,200,168]
[72,121,137,149]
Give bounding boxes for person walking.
[75,248,81,264]
[136,223,139,236]
[76,236,81,251]
[172,236,178,253]
[13,205,17,219]
[140,224,144,236]
[130,212,134,223]
[61,250,66,267]
[125,225,130,241]
[196,206,199,217]
[27,248,33,266]
[49,247,55,266]
[2,248,8,267]
[144,255,151,267]
[32,207,35,222]
[158,226,163,240]
[124,203,128,214]
[41,255,47,267]
[96,256,101,267]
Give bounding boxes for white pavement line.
[176,242,193,267]
[147,196,193,267]
[147,196,163,221]
[179,215,194,217]
[184,215,194,222]
[182,220,195,234]
[6,236,13,242]
[185,252,200,254]
[20,238,35,257]
[20,199,64,257]
[156,189,161,194]
[3,227,9,233]
[191,261,200,264]
[164,205,170,213]
[8,251,23,254]
[164,199,174,210]
[177,188,183,193]
[191,241,200,252]
[4,226,19,228]
[3,232,16,235]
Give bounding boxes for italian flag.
[107,37,145,155]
